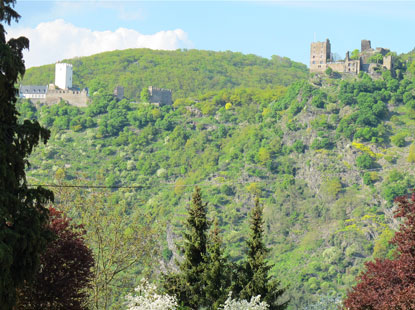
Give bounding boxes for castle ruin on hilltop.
[310,39,392,75]
[20,63,89,107]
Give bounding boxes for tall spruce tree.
[0,1,53,309]
[238,198,287,310]
[164,187,210,309]
[203,218,231,309]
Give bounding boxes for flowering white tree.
[125,279,178,310]
[219,293,269,310]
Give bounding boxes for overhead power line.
[26,182,225,190]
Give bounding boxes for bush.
[391,132,407,147]
[311,138,332,150]
[325,67,333,76]
[355,154,374,170]
[292,140,305,153]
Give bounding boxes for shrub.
[391,132,407,147]
[311,138,332,150]
[356,154,374,170]
[292,140,305,153]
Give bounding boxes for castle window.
[312,61,315,64]
[320,61,323,64]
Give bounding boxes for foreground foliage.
[164,189,286,309]
[126,280,178,310]
[16,208,94,310]
[0,1,53,309]
[344,193,415,309]
[220,294,269,310]
[52,176,157,310]
[236,198,286,310]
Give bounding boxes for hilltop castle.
[310,39,392,75]
[19,63,89,107]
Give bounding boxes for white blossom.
[125,279,178,310]
[219,293,269,310]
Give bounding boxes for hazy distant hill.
[21,48,308,100]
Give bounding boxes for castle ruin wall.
[148,86,172,106]
[44,89,89,107]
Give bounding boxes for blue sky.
[6,1,415,68]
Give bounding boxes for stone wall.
[148,86,172,106]
[383,55,393,70]
[44,89,89,107]
[114,86,124,100]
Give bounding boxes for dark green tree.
[203,218,231,309]
[238,198,287,310]
[164,187,210,309]
[0,1,53,309]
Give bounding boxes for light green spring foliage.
[21,49,415,309]
[408,143,415,163]
[21,49,308,100]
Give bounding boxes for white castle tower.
[55,63,72,89]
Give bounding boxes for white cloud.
[6,19,193,68]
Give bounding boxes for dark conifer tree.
[164,187,210,309]
[238,198,287,310]
[203,218,231,309]
[0,2,53,309]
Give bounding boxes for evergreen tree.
[238,198,287,310]
[164,187,210,309]
[203,218,231,309]
[0,2,53,309]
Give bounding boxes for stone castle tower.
[310,38,332,72]
[55,63,73,90]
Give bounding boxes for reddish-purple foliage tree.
[16,208,94,310]
[344,192,415,310]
